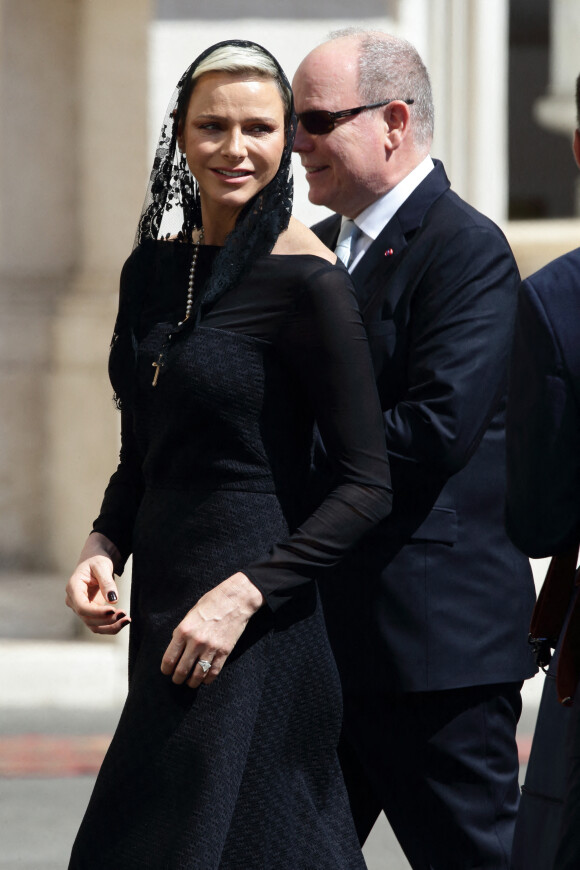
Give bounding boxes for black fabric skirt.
[69,488,366,869]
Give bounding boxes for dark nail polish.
[115,612,126,621]
[107,591,118,603]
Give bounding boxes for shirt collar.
[352,155,435,242]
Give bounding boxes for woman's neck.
[200,202,241,246]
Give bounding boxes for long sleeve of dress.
[90,247,149,570]
[243,264,392,610]
[91,408,144,571]
[91,248,391,599]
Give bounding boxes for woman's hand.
[65,533,131,635]
[161,572,264,688]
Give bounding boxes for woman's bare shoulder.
[271,217,337,264]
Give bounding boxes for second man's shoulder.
[523,246,580,300]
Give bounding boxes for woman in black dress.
[65,40,392,869]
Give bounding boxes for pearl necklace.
[178,225,205,326]
[151,226,204,387]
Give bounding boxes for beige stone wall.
[0,0,578,643]
[0,0,150,583]
[507,219,580,281]
[0,0,78,569]
[48,0,151,574]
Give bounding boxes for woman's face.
[178,71,286,231]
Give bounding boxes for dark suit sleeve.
[506,278,580,557]
[384,225,518,476]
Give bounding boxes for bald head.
[294,36,360,93]
[347,30,433,148]
[292,31,433,217]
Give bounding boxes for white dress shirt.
[340,155,435,272]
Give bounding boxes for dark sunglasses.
[297,98,414,135]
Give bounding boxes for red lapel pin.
[384,248,394,257]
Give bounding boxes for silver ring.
[197,659,212,675]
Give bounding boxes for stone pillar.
[0,0,78,570]
[426,0,510,222]
[533,0,580,215]
[48,0,151,576]
[534,0,579,137]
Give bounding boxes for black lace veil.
[137,39,295,312]
[111,40,296,407]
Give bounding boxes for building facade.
[0,0,578,647]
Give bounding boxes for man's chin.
[306,185,329,208]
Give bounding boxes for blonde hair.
[190,44,292,119]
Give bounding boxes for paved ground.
[0,688,539,870]
[0,561,548,867]
[1,773,409,870]
[0,707,411,870]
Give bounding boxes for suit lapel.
[311,161,451,315]
[351,215,408,313]
[351,161,451,314]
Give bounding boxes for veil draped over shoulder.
[111,39,297,407]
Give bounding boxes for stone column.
[426,0,510,223]
[48,0,151,576]
[533,0,580,215]
[534,0,579,137]
[0,0,78,570]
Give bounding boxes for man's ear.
[573,128,580,170]
[384,100,411,153]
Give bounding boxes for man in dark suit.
[506,74,580,870]
[293,30,536,869]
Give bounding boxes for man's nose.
[292,120,314,153]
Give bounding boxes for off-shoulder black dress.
[69,241,391,870]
